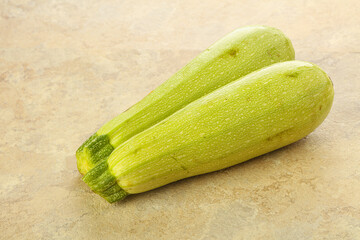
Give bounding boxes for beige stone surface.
[1,0,359,239]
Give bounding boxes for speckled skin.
[76,25,295,175]
[84,61,333,200]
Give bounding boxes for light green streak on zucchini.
[76,25,295,175]
[101,61,333,195]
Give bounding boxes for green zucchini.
[83,60,334,203]
[76,26,295,175]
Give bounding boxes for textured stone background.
[0,0,359,239]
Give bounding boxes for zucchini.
[83,61,334,203]
[76,26,295,175]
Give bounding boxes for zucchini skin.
[83,61,334,202]
[77,25,295,175]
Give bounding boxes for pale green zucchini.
[76,26,295,175]
[83,60,334,203]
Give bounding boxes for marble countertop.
[1,0,359,239]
